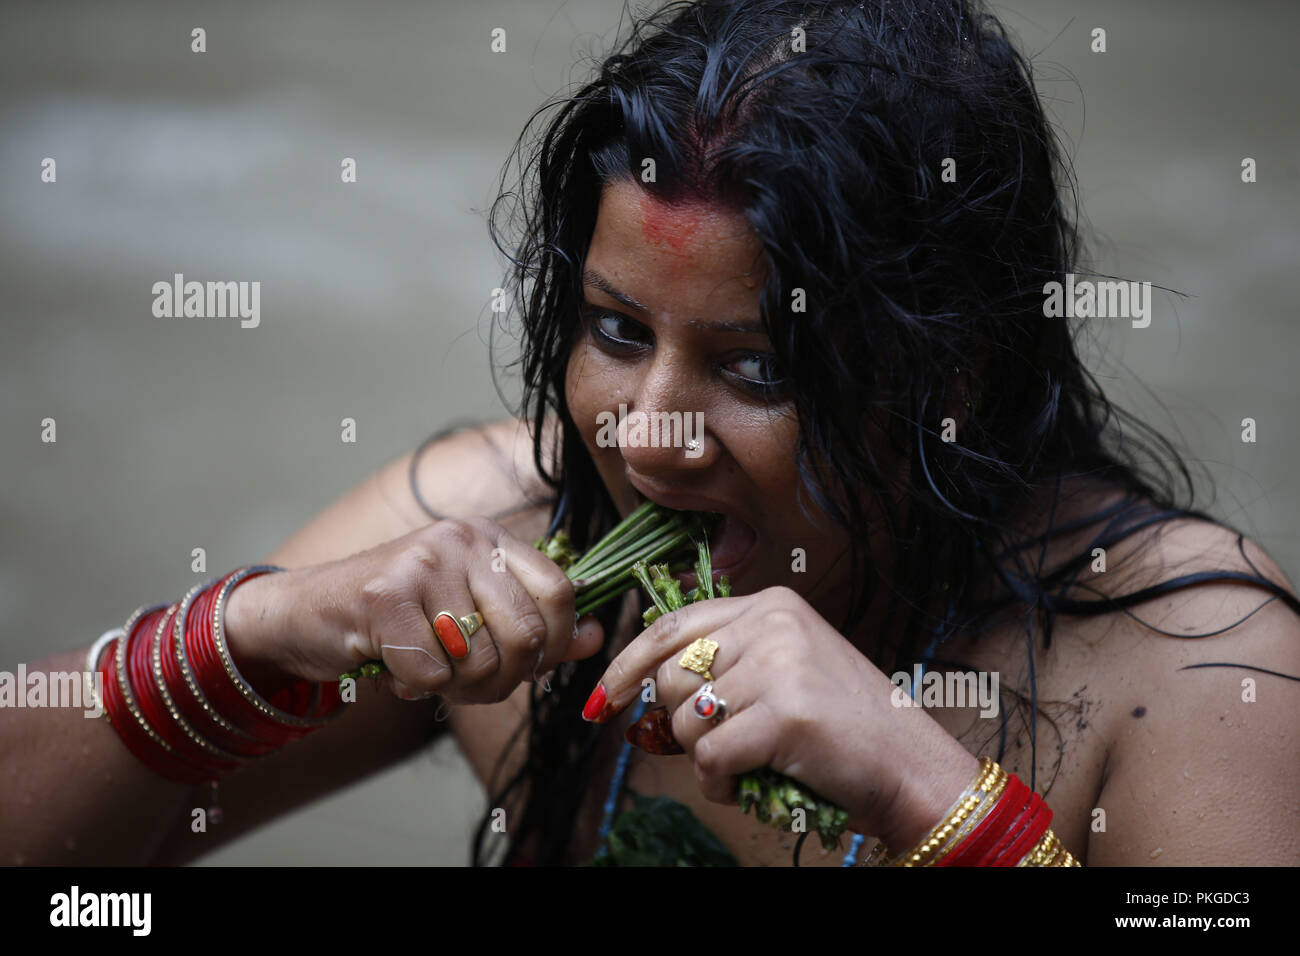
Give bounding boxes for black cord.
[792,829,810,867]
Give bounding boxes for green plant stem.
[339,503,709,682]
[628,549,850,853]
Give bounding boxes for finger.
[667,662,753,758]
[479,525,578,676]
[586,596,749,724]
[465,544,578,698]
[382,669,441,702]
[560,613,605,663]
[683,703,778,807]
[417,564,502,688]
[370,593,453,694]
[649,646,726,725]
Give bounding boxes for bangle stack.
[868,756,1081,867]
[90,565,344,786]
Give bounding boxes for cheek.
[565,339,621,446]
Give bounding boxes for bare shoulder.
[1086,519,1300,865]
[375,416,554,532]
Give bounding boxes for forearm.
[147,681,447,865]
[1,646,452,866]
[0,567,446,865]
[0,648,194,865]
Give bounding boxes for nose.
[612,355,714,478]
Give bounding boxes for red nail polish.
[582,684,607,722]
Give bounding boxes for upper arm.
[264,417,552,569]
[1087,526,1300,866]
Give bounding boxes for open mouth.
[625,484,758,587]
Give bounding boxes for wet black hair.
[446,0,1300,865]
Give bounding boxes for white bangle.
[84,627,123,718]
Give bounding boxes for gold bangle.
[893,756,1004,867]
[1018,828,1082,867]
[928,761,1009,866]
[872,755,1085,868]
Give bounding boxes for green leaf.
[584,793,738,867]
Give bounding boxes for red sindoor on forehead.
[637,191,709,253]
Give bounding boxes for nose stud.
[685,439,701,453]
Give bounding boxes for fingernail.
[581,683,606,722]
[626,707,685,755]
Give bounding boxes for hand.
[224,517,605,705]
[583,585,980,851]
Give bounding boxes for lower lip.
[672,513,758,589]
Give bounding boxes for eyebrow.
[582,269,764,335]
[583,269,648,313]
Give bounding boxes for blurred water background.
[1,0,1296,864]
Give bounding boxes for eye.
[583,308,650,351]
[722,352,788,398]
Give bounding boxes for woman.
[3,0,1297,867]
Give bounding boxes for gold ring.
[678,637,719,682]
[433,610,484,660]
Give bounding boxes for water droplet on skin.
[1149,847,1164,859]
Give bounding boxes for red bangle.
[981,789,1051,866]
[185,567,339,742]
[996,795,1054,866]
[128,603,215,771]
[101,566,346,786]
[936,772,1030,867]
[208,567,341,733]
[184,571,306,744]
[138,601,244,777]
[176,571,284,754]
[163,579,274,757]
[102,605,213,785]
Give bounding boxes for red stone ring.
[432,610,483,660]
[692,682,727,722]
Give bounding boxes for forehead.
[586,180,766,306]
